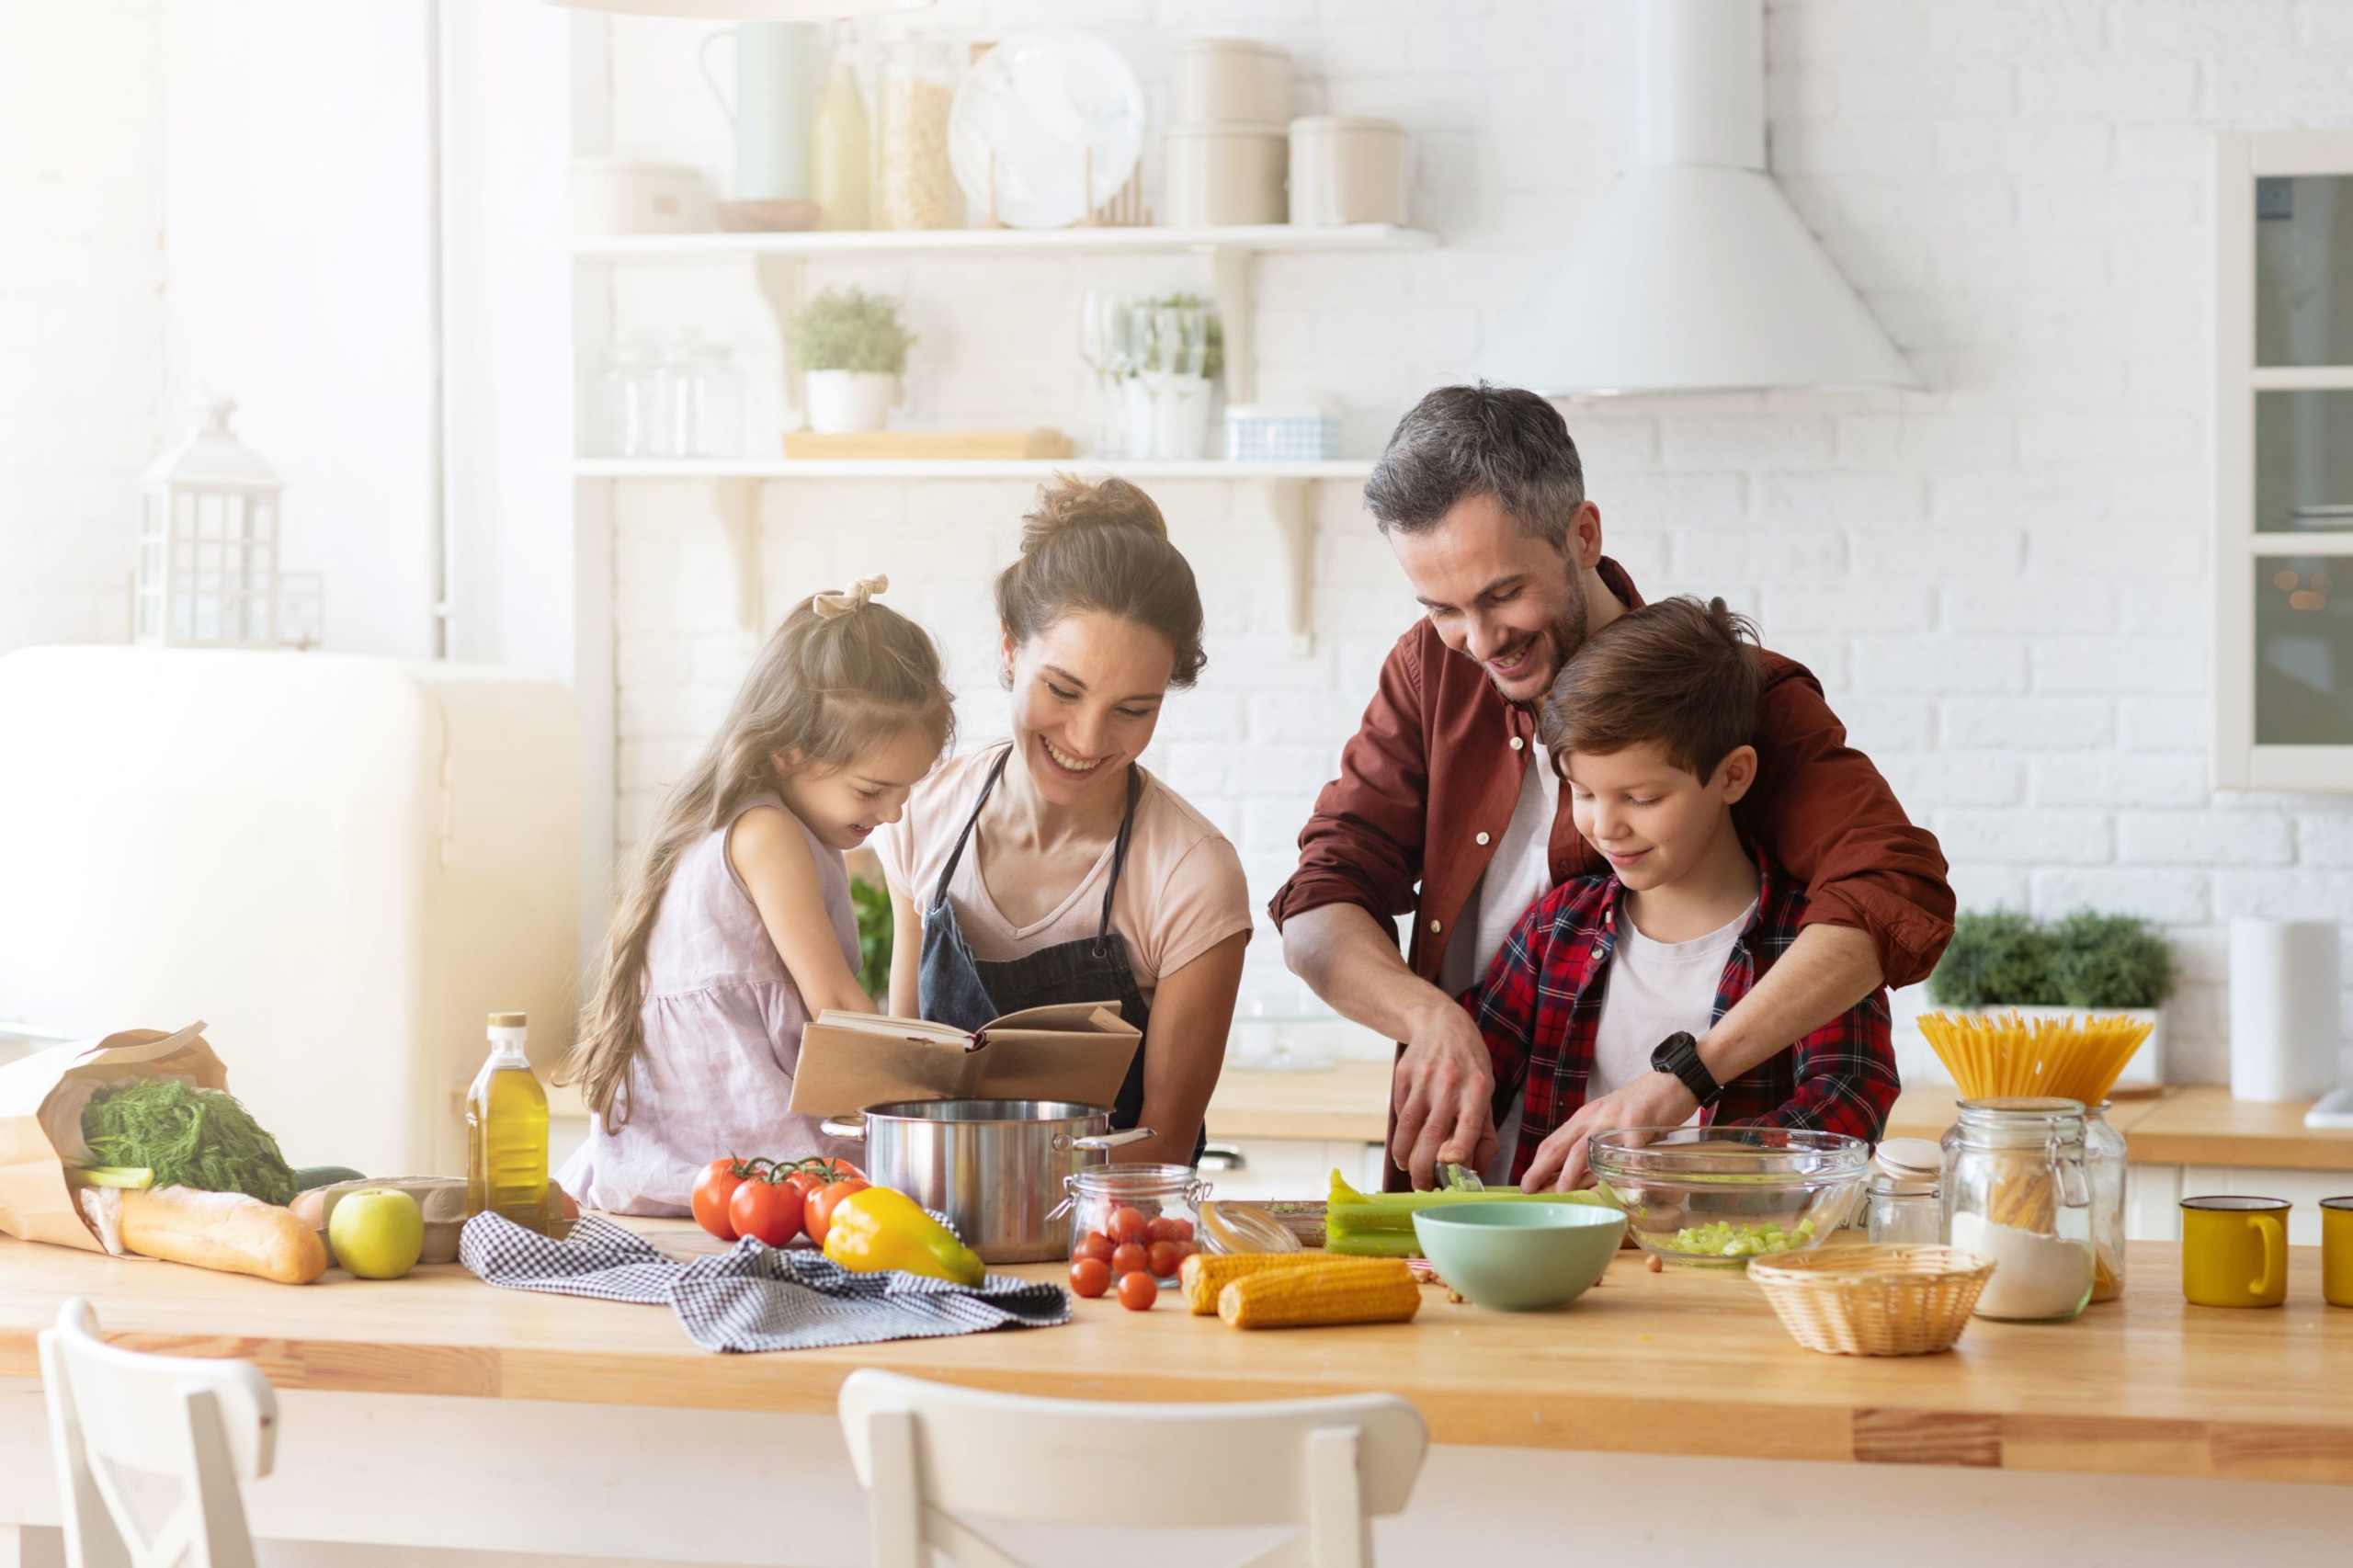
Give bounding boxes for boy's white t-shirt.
[1586,900,1758,1121]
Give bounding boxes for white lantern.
[136,397,282,648]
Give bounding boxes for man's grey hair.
[1362,383,1586,549]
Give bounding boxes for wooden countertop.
[1213,1064,2353,1174]
[3,1227,2348,1484]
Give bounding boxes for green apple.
[328,1188,425,1279]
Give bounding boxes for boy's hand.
[1518,1072,1700,1191]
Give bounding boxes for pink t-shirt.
[876,748,1253,999]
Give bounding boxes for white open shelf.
[573,457,1374,481]
[569,222,1435,261]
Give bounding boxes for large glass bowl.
[1588,1127,1869,1267]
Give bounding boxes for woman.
[875,476,1252,1165]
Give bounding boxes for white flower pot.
[803,369,899,435]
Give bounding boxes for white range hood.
[1481,0,1919,397]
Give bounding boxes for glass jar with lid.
[878,39,959,230]
[1942,1096,2095,1322]
[1867,1136,1942,1245]
[2085,1100,2127,1302]
[1064,1164,1207,1284]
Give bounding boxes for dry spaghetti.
[1916,1010,2152,1107]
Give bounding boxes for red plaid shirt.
[1464,850,1899,1183]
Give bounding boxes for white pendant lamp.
[1480,0,1918,397]
[542,0,929,17]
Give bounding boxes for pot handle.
[819,1119,867,1142]
[1070,1126,1155,1153]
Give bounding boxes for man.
[1269,385,1951,1189]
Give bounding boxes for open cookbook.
[785,1000,1142,1118]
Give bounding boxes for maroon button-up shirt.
[1269,558,1954,998]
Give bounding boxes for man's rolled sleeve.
[1267,632,1431,931]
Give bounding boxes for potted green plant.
[790,288,915,434]
[1926,908,2177,1083]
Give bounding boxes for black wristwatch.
[1650,1031,1722,1108]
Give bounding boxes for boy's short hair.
[1540,596,1761,781]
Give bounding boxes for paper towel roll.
[2229,919,2341,1102]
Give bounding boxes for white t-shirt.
[1587,901,1758,1119]
[1438,753,1559,996]
[875,749,1254,1001]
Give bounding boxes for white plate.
[949,28,1145,230]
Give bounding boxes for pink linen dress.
[558,792,864,1215]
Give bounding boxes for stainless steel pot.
[819,1099,1154,1263]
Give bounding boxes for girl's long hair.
[562,586,952,1132]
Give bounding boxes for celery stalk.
[1324,1170,1618,1256]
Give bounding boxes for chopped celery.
[1651,1216,1818,1258]
[1324,1170,1617,1257]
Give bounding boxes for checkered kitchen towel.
[459,1212,1071,1353]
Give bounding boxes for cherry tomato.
[784,1158,863,1200]
[1111,1242,1149,1277]
[1108,1206,1150,1244]
[1162,1216,1195,1243]
[1146,1240,1181,1278]
[1116,1271,1157,1311]
[1074,1230,1114,1264]
[728,1175,805,1247]
[1144,1215,1176,1244]
[1069,1257,1112,1298]
[691,1158,748,1240]
[802,1177,870,1247]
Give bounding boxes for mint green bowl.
[1411,1201,1628,1312]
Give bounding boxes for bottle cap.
[487,1012,528,1028]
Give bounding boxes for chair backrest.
[837,1368,1427,1568]
[38,1298,278,1568]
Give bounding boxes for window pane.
[2255,389,2353,530]
[2255,554,2353,744]
[2256,176,2353,368]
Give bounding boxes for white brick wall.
[590,0,2353,1080]
[0,0,164,653]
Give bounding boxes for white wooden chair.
[836,1368,1427,1568]
[37,1298,277,1568]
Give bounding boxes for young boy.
[1465,596,1900,1191]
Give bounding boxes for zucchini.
[290,1165,367,1192]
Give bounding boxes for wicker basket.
[1748,1245,1995,1356]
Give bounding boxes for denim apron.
[916,745,1203,1163]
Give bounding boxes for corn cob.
[1177,1251,1396,1315]
[1216,1258,1422,1329]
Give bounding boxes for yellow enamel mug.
[2324,1197,2353,1308]
[2180,1196,2289,1308]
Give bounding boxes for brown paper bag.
[786,1001,1141,1118]
[0,1021,228,1252]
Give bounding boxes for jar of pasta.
[1941,1097,2094,1322]
[2085,1101,2127,1302]
[879,40,958,230]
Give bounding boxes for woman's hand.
[1120,931,1248,1165]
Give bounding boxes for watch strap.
[1651,1030,1722,1108]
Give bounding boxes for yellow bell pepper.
[820,1186,985,1286]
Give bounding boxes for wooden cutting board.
[781,428,1074,460]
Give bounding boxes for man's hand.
[1518,1071,1699,1191]
[1388,998,1498,1189]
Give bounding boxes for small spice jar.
[1942,1096,2095,1322]
[1867,1136,1943,1245]
[1064,1164,1208,1283]
[2085,1101,2128,1302]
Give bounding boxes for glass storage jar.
[879,40,958,230]
[1065,1163,1208,1284]
[2085,1100,2127,1302]
[1941,1096,2095,1322]
[1867,1136,1943,1245]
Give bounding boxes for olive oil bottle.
[466,1011,550,1228]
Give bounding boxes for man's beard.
[1494,571,1590,705]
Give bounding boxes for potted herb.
[790,288,915,435]
[1926,908,2177,1082]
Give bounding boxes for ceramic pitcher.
[699,23,818,202]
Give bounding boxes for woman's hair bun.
[1019,473,1169,555]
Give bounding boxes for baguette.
[119,1186,328,1285]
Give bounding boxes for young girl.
[558,575,952,1216]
